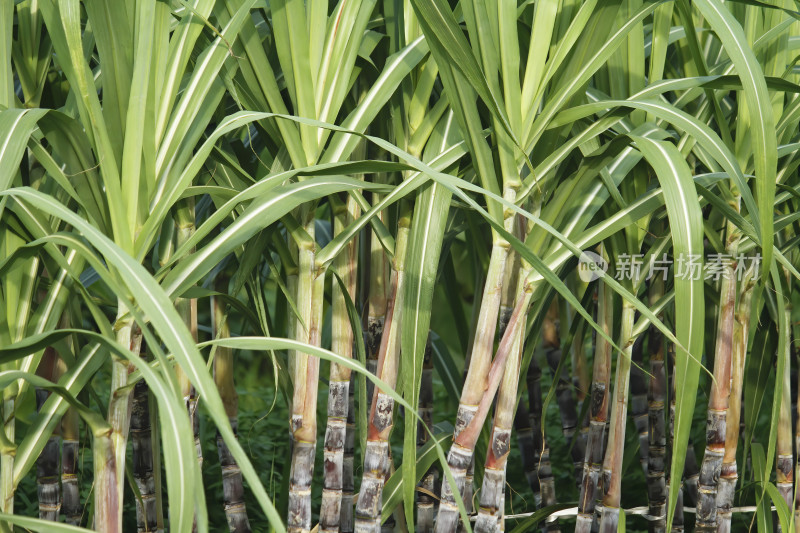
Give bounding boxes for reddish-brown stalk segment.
[598,302,635,533]
[503,240,541,506]
[94,425,120,533]
[321,195,360,533]
[717,275,754,533]
[475,309,525,533]
[288,218,323,533]
[366,209,390,403]
[436,267,531,533]
[544,298,585,490]
[576,280,613,533]
[354,211,409,533]
[695,270,736,532]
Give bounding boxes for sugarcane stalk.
[62,404,81,526]
[795,323,800,531]
[528,355,559,532]
[777,302,794,518]
[131,366,159,532]
[175,203,202,478]
[213,278,252,533]
[503,221,540,507]
[641,278,667,533]
[0,387,15,533]
[354,207,410,533]
[321,195,359,533]
[572,304,591,458]
[497,226,520,344]
[513,402,539,500]
[34,347,61,521]
[642,300,667,531]
[545,334,584,489]
[695,268,736,532]
[646,323,667,533]
[106,311,143,531]
[682,444,700,507]
[381,456,398,533]
[630,334,649,478]
[288,215,324,533]
[35,388,60,522]
[572,309,590,405]
[597,301,636,533]
[717,273,754,533]
[342,373,356,533]
[576,279,613,533]
[475,308,526,533]
[436,185,519,533]
[94,423,120,533]
[417,337,436,533]
[366,208,390,403]
[435,265,532,533]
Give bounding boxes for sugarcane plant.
[4,1,800,533]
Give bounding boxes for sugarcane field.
[4,0,800,532]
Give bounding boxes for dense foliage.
[1,1,800,532]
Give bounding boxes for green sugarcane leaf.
[507,504,574,533]
[0,514,91,532]
[118,0,155,238]
[317,140,472,267]
[762,263,790,515]
[0,108,48,190]
[693,0,777,278]
[752,442,774,533]
[43,0,130,253]
[542,98,758,227]
[400,178,452,527]
[764,480,792,533]
[743,310,774,471]
[161,176,379,298]
[81,0,133,167]
[0,0,12,108]
[0,323,198,532]
[156,0,259,186]
[407,0,517,149]
[630,136,705,532]
[0,187,286,533]
[0,370,107,432]
[153,0,217,143]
